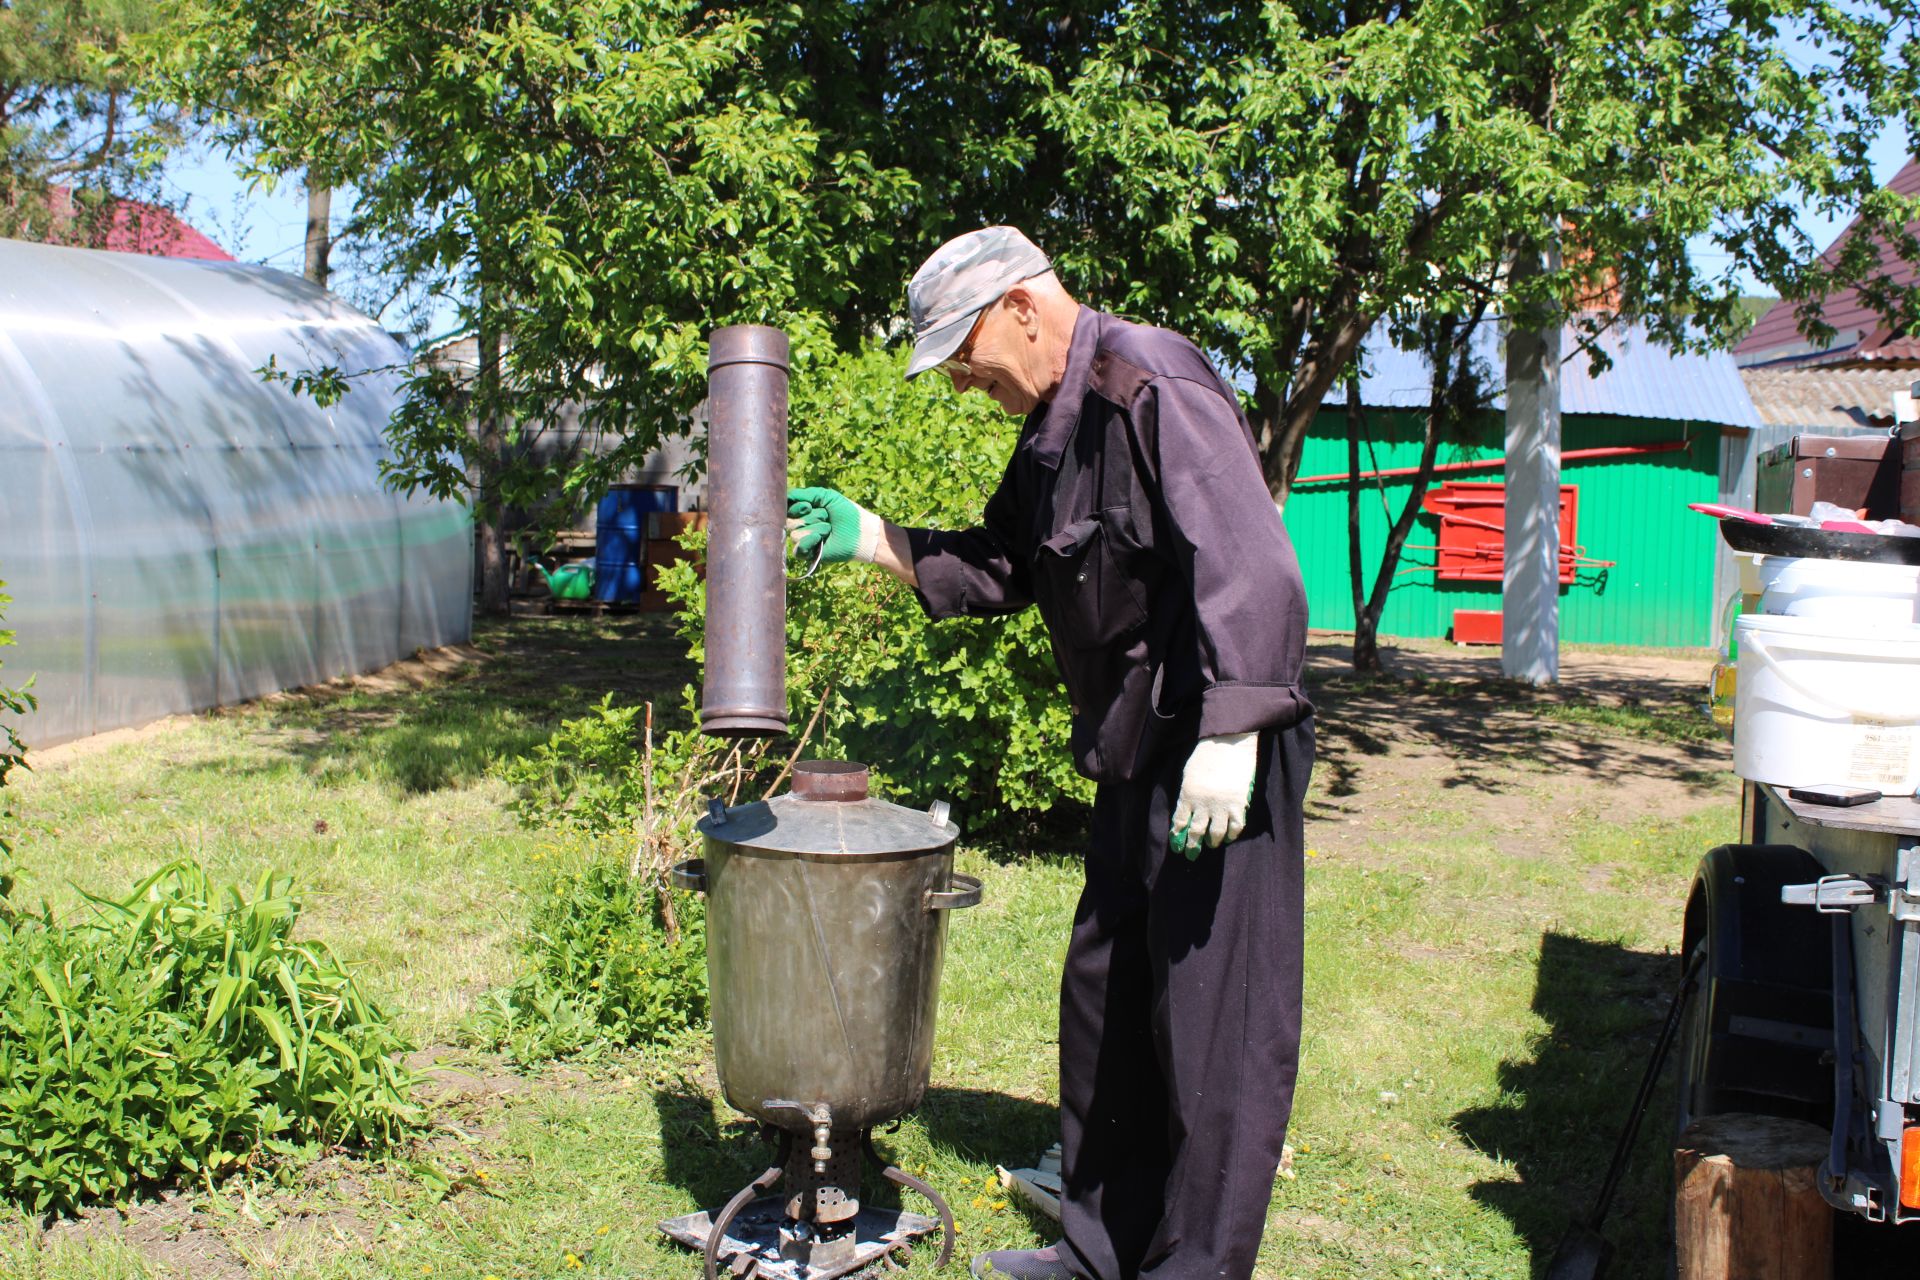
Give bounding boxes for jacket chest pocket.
[1033,507,1148,649]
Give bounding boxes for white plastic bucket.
[1757,556,1920,626]
[1734,613,1920,791]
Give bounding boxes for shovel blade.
[1544,1225,1612,1280]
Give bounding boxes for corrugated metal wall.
[1286,409,1723,647]
[0,239,473,749]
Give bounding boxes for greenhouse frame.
[0,239,472,749]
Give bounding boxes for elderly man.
[787,227,1313,1280]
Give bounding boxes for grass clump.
[470,855,707,1065]
[1537,698,1721,746]
[0,861,419,1214]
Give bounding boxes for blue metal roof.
[1323,318,1763,429]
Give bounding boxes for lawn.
[0,617,1740,1279]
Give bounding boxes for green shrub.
[498,694,647,833]
[0,577,34,867]
[469,854,707,1065]
[0,862,419,1213]
[658,337,1093,818]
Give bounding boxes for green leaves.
[0,578,31,866]
[0,862,419,1215]
[1029,0,1920,494]
[775,339,1091,817]
[469,857,708,1066]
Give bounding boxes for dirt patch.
[27,715,203,768]
[40,1189,251,1280]
[29,643,488,770]
[1302,632,1733,856]
[255,642,488,707]
[30,1050,538,1279]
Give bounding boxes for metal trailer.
[1679,782,1920,1225]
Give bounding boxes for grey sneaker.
[969,1242,1086,1279]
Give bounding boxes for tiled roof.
[1325,317,1763,428]
[40,186,233,262]
[1734,158,1920,366]
[1739,364,1920,430]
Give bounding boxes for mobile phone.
[1788,784,1883,807]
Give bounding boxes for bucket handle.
[670,858,708,894]
[926,872,982,912]
[1744,630,1920,721]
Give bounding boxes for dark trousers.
[1058,719,1312,1280]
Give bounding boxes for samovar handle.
[926,872,983,912]
[670,859,708,893]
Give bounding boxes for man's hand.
[787,487,883,566]
[1170,732,1259,859]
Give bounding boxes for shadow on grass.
[249,614,698,796]
[653,1087,776,1210]
[1452,931,1680,1279]
[650,1085,1057,1216]
[1303,638,1728,813]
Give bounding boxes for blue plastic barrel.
[594,486,677,602]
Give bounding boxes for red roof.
[1735,158,1920,366]
[39,186,234,262]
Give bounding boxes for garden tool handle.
[670,859,708,893]
[926,872,982,911]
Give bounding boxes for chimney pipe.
[700,325,791,738]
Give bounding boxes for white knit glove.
[1171,732,1259,858]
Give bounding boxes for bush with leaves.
[499,695,650,834]
[0,577,34,869]
[660,336,1093,818]
[469,853,708,1066]
[0,862,419,1213]
[485,684,769,1063]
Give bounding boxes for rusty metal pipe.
[701,325,791,737]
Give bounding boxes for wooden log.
[1675,1113,1832,1280]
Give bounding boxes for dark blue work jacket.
[906,307,1313,783]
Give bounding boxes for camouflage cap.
[904,226,1052,380]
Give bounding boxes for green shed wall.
[1283,410,1724,647]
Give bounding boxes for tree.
[141,0,1108,612]
[2,0,187,242]
[1010,0,1920,505]
[1344,300,1498,674]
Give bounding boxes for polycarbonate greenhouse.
[0,239,472,748]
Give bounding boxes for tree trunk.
[1266,310,1378,507]
[1674,1113,1831,1280]
[474,281,512,617]
[1347,315,1455,673]
[1344,380,1382,674]
[303,183,331,288]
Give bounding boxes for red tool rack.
[1415,481,1612,584]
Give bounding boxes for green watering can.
[534,560,595,600]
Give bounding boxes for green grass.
[0,616,1737,1278]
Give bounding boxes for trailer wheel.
[1674,844,1834,1138]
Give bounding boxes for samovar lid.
[696,760,958,858]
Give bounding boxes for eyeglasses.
[935,307,990,379]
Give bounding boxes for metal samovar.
[658,328,981,1278]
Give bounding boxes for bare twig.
[760,681,835,802]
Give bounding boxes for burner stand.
[659,1129,955,1280]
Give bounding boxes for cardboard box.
[646,511,708,540]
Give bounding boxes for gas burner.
[659,1127,953,1280]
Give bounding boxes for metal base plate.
[660,1197,937,1280]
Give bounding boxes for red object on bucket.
[1452,610,1503,645]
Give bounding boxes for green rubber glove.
[786,487,880,566]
